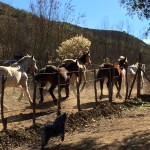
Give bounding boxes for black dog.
[39,113,67,149]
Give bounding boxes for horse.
[127,62,145,88]
[97,56,128,100]
[0,55,38,108]
[59,51,91,93]
[3,55,24,96]
[34,61,80,104]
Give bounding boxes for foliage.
[120,0,150,35]
[0,2,150,69]
[0,1,84,66]
[56,35,91,60]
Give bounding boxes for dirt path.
[1,82,150,150]
[14,111,150,150]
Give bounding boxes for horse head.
[60,59,79,77]
[118,56,128,69]
[134,62,146,71]
[30,55,38,73]
[17,55,38,73]
[78,51,91,65]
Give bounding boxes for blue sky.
[1,0,150,44]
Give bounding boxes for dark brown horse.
[35,60,79,104]
[97,56,128,101]
[34,65,69,104]
[59,51,91,93]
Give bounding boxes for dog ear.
[63,113,67,119]
[57,110,61,116]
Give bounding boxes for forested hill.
[0,2,150,67]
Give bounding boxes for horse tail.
[96,68,102,82]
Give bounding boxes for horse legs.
[122,72,126,93]
[48,85,57,105]
[70,82,77,96]
[20,75,33,105]
[115,78,122,99]
[140,72,144,89]
[140,80,144,89]
[39,83,46,104]
[80,72,86,92]
[17,86,24,101]
[22,86,33,105]
[107,79,113,101]
[99,78,104,100]
[64,84,69,99]
[70,75,77,96]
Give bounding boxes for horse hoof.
[119,95,122,99]
[80,88,84,92]
[3,105,9,111]
[39,100,43,104]
[116,94,122,99]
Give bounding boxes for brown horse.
[35,65,69,104]
[59,51,91,93]
[97,56,128,101]
[35,60,79,104]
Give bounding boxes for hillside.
[0,2,150,68]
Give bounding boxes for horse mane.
[10,56,24,67]
[17,56,29,63]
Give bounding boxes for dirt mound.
[66,101,126,132]
[0,100,143,150]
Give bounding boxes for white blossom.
[56,35,91,60]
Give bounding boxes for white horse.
[127,62,145,88]
[0,55,38,108]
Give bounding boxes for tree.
[29,0,85,64]
[120,0,150,35]
[56,35,91,61]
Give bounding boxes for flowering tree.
[56,35,91,61]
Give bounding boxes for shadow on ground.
[26,130,150,150]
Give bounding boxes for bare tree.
[29,0,85,65]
